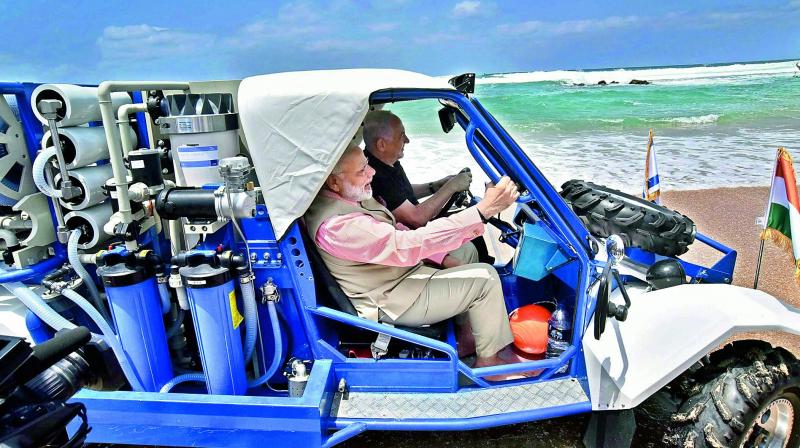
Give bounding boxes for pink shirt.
[315,191,484,267]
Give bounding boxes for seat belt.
[371,330,392,359]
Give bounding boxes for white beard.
[342,181,372,202]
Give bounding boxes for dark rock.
[610,81,619,84]
[573,83,585,86]
[597,80,607,85]
[629,79,650,85]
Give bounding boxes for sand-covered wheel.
[636,342,800,448]
[560,179,696,257]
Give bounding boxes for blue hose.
[159,373,207,393]
[0,252,66,283]
[248,301,283,388]
[240,278,258,364]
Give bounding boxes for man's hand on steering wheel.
[443,168,472,193]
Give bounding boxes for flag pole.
[754,239,765,289]
[754,148,782,289]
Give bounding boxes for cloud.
[223,2,329,49]
[368,22,399,32]
[305,36,394,52]
[412,32,466,45]
[97,24,216,62]
[498,16,641,36]
[453,1,481,17]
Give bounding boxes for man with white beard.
[303,143,527,381]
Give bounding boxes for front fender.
[583,283,800,410]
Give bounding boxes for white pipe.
[0,229,18,249]
[64,202,113,249]
[97,81,189,235]
[31,84,131,127]
[117,103,148,157]
[56,164,113,211]
[32,147,62,198]
[167,218,189,310]
[42,127,136,169]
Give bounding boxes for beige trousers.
[447,242,479,265]
[384,262,514,358]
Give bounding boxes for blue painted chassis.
[1,84,735,446]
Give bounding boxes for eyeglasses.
[332,165,372,177]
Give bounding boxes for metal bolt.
[263,252,270,260]
[250,252,258,262]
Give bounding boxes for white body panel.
[583,283,800,410]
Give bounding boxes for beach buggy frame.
[1,69,799,447]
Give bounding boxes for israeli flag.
[643,129,661,204]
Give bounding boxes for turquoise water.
[389,60,800,193]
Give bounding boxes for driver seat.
[300,225,447,342]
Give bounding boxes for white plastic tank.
[156,93,239,187]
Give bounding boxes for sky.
[0,0,798,83]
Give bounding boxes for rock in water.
[629,79,650,85]
[597,80,607,85]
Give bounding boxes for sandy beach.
[344,185,800,448]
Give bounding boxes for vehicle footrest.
[330,378,588,420]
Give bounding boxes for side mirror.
[448,73,476,94]
[438,106,456,133]
[594,235,632,339]
[594,265,612,340]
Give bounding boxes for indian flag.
[761,147,800,280]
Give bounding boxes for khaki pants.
[447,242,479,265]
[384,262,514,358]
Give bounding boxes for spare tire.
[560,179,695,257]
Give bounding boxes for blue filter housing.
[181,263,247,395]
[97,264,173,392]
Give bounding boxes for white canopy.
[238,69,455,239]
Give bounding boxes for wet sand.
[342,186,800,448]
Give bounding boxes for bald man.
[363,110,493,266]
[304,144,526,381]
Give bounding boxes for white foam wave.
[478,60,799,86]
[663,114,720,125]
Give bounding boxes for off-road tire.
[636,342,800,448]
[560,179,695,257]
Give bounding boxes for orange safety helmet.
[509,304,551,355]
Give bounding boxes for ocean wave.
[661,114,720,125]
[477,60,799,87]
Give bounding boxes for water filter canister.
[181,263,247,395]
[97,263,174,392]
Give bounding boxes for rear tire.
[637,342,800,447]
[560,179,695,257]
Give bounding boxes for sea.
[389,59,800,195]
